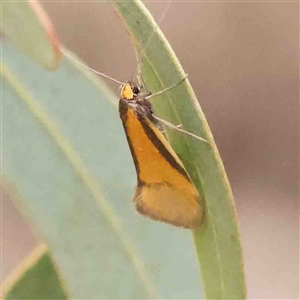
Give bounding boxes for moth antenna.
[61,48,123,85]
[131,0,172,83]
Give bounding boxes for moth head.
[120,82,140,100]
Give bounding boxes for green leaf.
[3,245,68,299]
[1,0,61,70]
[2,39,204,299]
[1,42,152,299]
[113,1,247,298]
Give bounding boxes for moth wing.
[119,99,203,228]
[135,182,202,229]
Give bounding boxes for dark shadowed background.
[2,1,299,299]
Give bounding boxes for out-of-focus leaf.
[2,39,204,299]
[3,244,68,299]
[1,0,61,70]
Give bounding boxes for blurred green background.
[2,1,299,299]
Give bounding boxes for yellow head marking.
[121,83,134,100]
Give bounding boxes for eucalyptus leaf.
[2,38,203,299]
[113,0,246,298]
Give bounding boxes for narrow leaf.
[113,1,247,298]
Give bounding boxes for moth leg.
[153,114,209,144]
[145,74,188,100]
[161,124,182,134]
[137,68,147,90]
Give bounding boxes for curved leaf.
[113,1,246,298]
[1,0,61,70]
[2,39,204,299]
